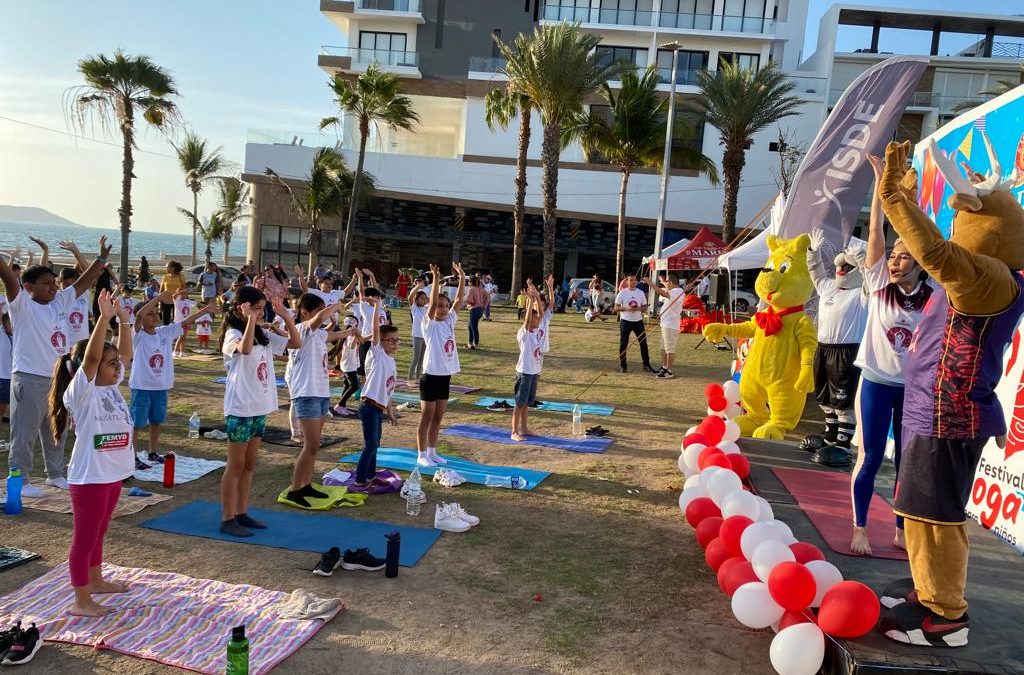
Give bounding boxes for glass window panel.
[359,32,374,49]
[393,34,407,53]
[260,225,280,250]
[280,226,303,253]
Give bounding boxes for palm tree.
[952,64,1024,112]
[486,34,533,301]
[174,132,227,265]
[499,23,624,278]
[320,64,419,275]
[264,148,376,276]
[694,62,803,243]
[563,66,720,283]
[177,208,226,264]
[215,176,249,264]
[66,50,179,283]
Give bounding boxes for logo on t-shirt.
[257,361,269,386]
[68,311,85,329]
[628,300,638,309]
[51,330,67,352]
[93,432,130,451]
[533,346,542,363]
[149,353,164,374]
[386,374,396,394]
[887,326,914,354]
[443,338,455,357]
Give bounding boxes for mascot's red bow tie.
[754,305,804,337]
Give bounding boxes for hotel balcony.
[318,46,422,78]
[320,0,424,31]
[540,3,774,36]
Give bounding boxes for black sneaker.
[135,457,151,471]
[656,369,674,379]
[880,577,919,609]
[1,622,41,666]
[313,547,342,576]
[148,452,165,464]
[0,621,21,656]
[487,402,510,412]
[341,547,386,571]
[529,400,542,408]
[812,444,851,467]
[799,434,827,452]
[879,601,969,647]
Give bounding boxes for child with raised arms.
[406,278,428,386]
[512,284,543,441]
[354,296,400,487]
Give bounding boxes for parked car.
[184,264,240,289]
[731,289,759,313]
[567,278,616,309]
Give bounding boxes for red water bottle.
[163,452,176,488]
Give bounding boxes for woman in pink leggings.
[50,289,134,616]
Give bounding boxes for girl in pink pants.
[50,290,134,616]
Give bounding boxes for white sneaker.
[21,483,45,498]
[434,504,471,532]
[448,502,479,527]
[416,453,437,468]
[428,448,448,465]
[44,477,70,490]
[432,469,466,488]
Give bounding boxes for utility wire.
[0,114,178,159]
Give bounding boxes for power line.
[0,114,178,159]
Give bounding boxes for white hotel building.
[242,1,1023,282]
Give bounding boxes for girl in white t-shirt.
[172,288,195,358]
[406,280,429,386]
[218,286,301,537]
[282,293,353,508]
[416,262,465,467]
[331,315,364,418]
[49,289,133,617]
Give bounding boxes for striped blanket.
[0,563,342,674]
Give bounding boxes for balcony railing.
[656,67,702,86]
[828,88,937,107]
[355,0,421,11]
[246,128,456,159]
[659,12,775,33]
[468,56,507,73]
[320,46,419,68]
[542,5,655,26]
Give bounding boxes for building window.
[259,225,339,269]
[595,46,649,70]
[718,52,760,70]
[543,0,591,23]
[656,49,709,85]
[660,0,714,29]
[358,31,412,65]
[597,0,654,26]
[721,0,767,31]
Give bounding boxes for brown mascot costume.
[874,137,1024,647]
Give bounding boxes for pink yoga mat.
[772,467,908,561]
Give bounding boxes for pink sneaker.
[331,404,353,418]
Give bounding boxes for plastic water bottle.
[4,468,23,515]
[188,412,200,439]
[226,624,249,675]
[484,475,529,490]
[572,404,583,438]
[404,468,424,516]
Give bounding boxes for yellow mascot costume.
[703,235,818,439]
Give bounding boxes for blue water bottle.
[5,468,23,515]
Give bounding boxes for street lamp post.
[650,41,681,317]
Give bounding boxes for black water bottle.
[385,530,400,578]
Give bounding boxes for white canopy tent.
[717,192,784,272]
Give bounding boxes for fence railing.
[355,0,421,11]
[659,11,775,33]
[656,67,702,86]
[469,56,507,73]
[319,46,419,68]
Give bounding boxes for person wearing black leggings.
[613,274,654,373]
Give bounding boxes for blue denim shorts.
[514,372,539,407]
[130,389,168,427]
[292,396,330,419]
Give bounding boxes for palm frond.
[693,61,803,148]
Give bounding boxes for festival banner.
[911,85,1024,552]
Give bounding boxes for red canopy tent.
[652,226,729,271]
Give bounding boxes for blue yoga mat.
[338,447,550,490]
[212,376,287,388]
[474,397,614,416]
[327,389,456,405]
[443,424,611,454]
[140,501,441,567]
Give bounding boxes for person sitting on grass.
[218,287,301,537]
[130,292,213,470]
[50,290,133,616]
[353,296,400,488]
[282,293,353,507]
[416,262,465,467]
[511,284,544,441]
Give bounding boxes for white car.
[185,264,241,289]
[731,290,759,314]
[568,278,616,309]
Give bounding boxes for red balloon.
[705,383,725,401]
[778,609,815,631]
[683,432,709,448]
[727,453,750,479]
[818,581,881,638]
[699,416,726,444]
[719,515,754,557]
[768,562,817,611]
[717,556,746,593]
[708,395,728,412]
[697,446,724,469]
[721,560,758,596]
[789,542,826,565]
[704,537,731,572]
[695,516,724,549]
[705,454,733,471]
[685,497,721,528]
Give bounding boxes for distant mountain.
[0,206,83,228]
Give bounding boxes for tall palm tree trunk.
[509,104,531,302]
[340,120,369,276]
[615,168,630,284]
[539,119,561,279]
[308,222,321,278]
[117,105,135,284]
[191,189,199,266]
[223,230,231,264]
[720,144,746,244]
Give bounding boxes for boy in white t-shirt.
[58,267,91,345]
[647,273,685,379]
[130,292,212,469]
[613,274,654,374]
[354,297,399,486]
[512,285,543,441]
[406,279,429,386]
[119,287,136,329]
[172,288,196,358]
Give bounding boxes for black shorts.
[813,343,860,409]
[419,374,451,402]
[894,433,987,524]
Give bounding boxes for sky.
[0,0,1021,236]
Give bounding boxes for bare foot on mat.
[510,433,526,442]
[893,528,906,550]
[68,599,113,616]
[91,579,130,594]
[850,527,873,556]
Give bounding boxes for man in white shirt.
[613,274,654,374]
[648,273,685,379]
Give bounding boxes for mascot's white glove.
[809,228,826,252]
[847,247,868,270]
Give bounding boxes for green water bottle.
[226,624,249,675]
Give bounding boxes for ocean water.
[0,221,238,262]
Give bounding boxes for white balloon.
[707,406,728,418]
[771,520,798,545]
[770,623,825,675]
[722,490,761,520]
[805,560,844,608]
[686,425,699,437]
[723,380,741,403]
[754,496,775,522]
[707,469,742,507]
[740,521,784,560]
[717,440,741,455]
[725,402,743,419]
[683,444,706,473]
[698,465,723,487]
[732,581,785,629]
[678,486,707,515]
[722,419,741,443]
[752,539,797,582]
